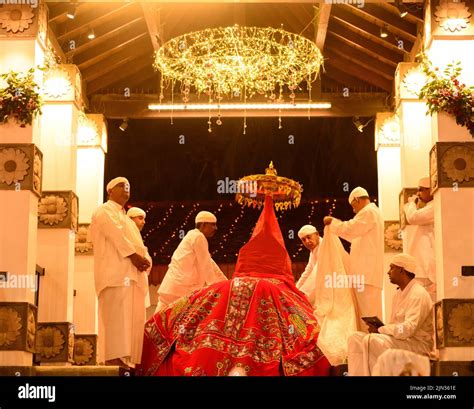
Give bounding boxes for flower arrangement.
[0,68,42,127]
[417,56,474,137]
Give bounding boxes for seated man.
[136,196,331,376]
[347,253,434,376]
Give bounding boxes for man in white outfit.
[126,207,152,313]
[347,253,434,376]
[295,225,322,298]
[404,177,436,301]
[90,177,151,369]
[323,186,384,330]
[156,211,228,312]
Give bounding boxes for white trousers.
[98,282,146,364]
[347,331,430,376]
[354,284,382,332]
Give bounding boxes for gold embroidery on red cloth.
[223,278,257,337]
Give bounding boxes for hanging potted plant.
[0,68,43,128]
[417,55,474,137]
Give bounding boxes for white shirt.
[90,200,145,296]
[404,201,435,282]
[378,279,434,353]
[158,229,227,302]
[329,203,384,288]
[296,238,322,291]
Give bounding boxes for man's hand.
[323,216,333,226]
[367,323,379,334]
[408,194,418,204]
[129,253,151,272]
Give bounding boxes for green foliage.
[417,55,474,137]
[0,68,43,127]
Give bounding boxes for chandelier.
[153,25,324,132]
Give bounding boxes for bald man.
[347,253,434,376]
[324,187,384,330]
[295,225,322,298]
[156,211,228,312]
[90,177,150,369]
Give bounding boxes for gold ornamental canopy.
[235,162,303,212]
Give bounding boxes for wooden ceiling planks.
[46,1,421,105]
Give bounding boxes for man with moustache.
[347,253,434,376]
[90,177,150,370]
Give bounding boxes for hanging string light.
[153,25,324,132]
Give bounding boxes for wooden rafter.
[324,51,392,91]
[328,18,404,63]
[345,4,417,43]
[325,35,394,80]
[141,2,164,51]
[378,2,424,25]
[330,8,410,55]
[326,30,397,68]
[64,16,144,58]
[78,33,150,71]
[56,3,138,43]
[314,3,331,51]
[86,56,153,95]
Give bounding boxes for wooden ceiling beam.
[344,4,417,43]
[65,16,144,59]
[378,2,424,25]
[314,3,331,51]
[87,56,153,95]
[106,68,158,91]
[141,2,164,51]
[56,3,139,43]
[324,51,393,91]
[328,18,404,63]
[48,3,89,26]
[88,93,389,119]
[330,9,410,55]
[78,33,150,71]
[326,30,397,68]
[325,36,394,80]
[81,45,151,82]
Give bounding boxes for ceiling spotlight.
[395,0,409,18]
[66,4,76,20]
[353,116,374,133]
[119,118,129,132]
[87,28,95,40]
[380,26,388,38]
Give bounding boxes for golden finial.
[265,161,277,176]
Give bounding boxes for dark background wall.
[105,116,378,202]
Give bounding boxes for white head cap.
[348,186,369,204]
[127,207,146,218]
[391,253,417,274]
[106,177,129,193]
[298,225,318,239]
[195,211,217,224]
[418,177,430,189]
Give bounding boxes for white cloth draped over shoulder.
[306,226,358,366]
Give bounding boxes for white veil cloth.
[372,349,431,376]
[300,226,359,366]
